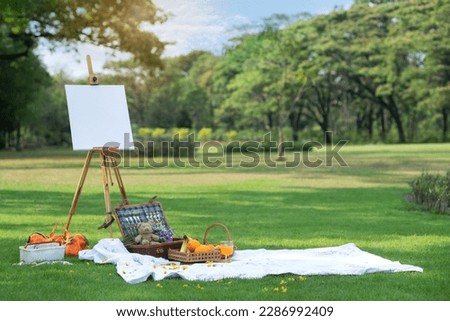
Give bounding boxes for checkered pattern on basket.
[114,203,174,241]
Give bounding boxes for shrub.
[134,127,197,157]
[198,128,212,141]
[137,127,152,139]
[151,128,166,139]
[226,130,238,141]
[171,128,190,140]
[408,171,450,214]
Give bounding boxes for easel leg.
[66,150,94,230]
[111,156,128,205]
[67,148,128,236]
[100,152,114,238]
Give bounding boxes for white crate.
[19,243,66,264]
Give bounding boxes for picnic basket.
[168,223,234,263]
[113,198,183,258]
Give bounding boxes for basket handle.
[24,240,62,248]
[202,223,232,244]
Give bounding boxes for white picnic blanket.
[79,238,423,284]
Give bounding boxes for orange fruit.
[194,244,212,253]
[187,239,200,252]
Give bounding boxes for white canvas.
[65,85,134,150]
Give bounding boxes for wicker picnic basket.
[113,198,183,258]
[126,240,183,258]
[168,223,234,263]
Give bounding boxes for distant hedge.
[407,171,450,214]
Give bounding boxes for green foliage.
[0,53,52,149]
[197,128,212,141]
[409,171,450,214]
[118,51,217,131]
[0,0,166,67]
[27,71,72,147]
[134,127,197,157]
[138,127,153,139]
[226,130,238,141]
[172,128,190,140]
[0,0,167,149]
[151,128,167,139]
[213,0,449,144]
[1,0,450,150]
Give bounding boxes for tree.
[102,59,157,128]
[213,34,264,131]
[306,0,448,143]
[215,14,309,154]
[418,0,450,141]
[289,13,350,145]
[0,0,167,149]
[109,51,217,130]
[0,0,167,67]
[0,53,51,149]
[29,71,72,147]
[213,0,449,144]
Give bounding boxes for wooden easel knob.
[86,55,99,85]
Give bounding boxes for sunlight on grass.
[367,235,450,251]
[0,144,449,300]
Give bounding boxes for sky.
[38,0,354,79]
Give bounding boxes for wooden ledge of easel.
[92,146,120,155]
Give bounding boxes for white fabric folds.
[79,239,423,285]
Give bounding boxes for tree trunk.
[7,131,12,149]
[324,129,332,145]
[0,132,5,149]
[378,108,386,142]
[442,107,449,142]
[367,107,374,140]
[267,112,274,129]
[320,113,332,145]
[15,125,21,150]
[276,126,285,161]
[289,111,302,141]
[385,96,406,143]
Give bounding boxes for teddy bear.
[134,222,160,245]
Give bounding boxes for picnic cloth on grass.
[79,238,423,284]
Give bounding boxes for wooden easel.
[65,56,129,236]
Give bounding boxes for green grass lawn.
[0,143,449,300]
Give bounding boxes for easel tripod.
[65,56,129,236]
[66,147,128,235]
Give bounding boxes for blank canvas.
[65,85,134,150]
